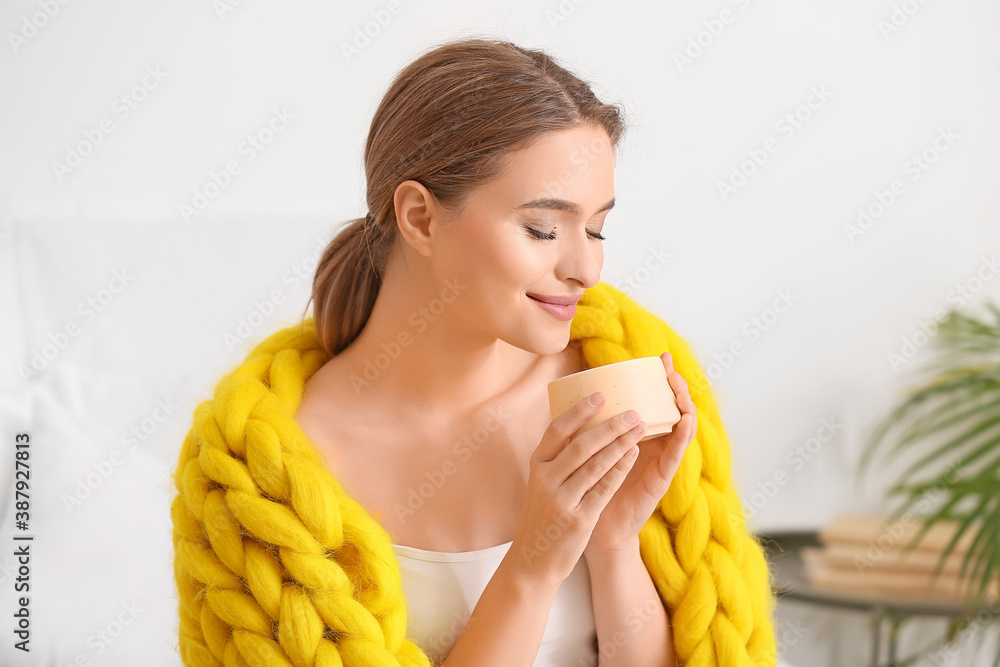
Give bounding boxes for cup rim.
[547,355,664,387]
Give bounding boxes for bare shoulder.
[294,366,348,473]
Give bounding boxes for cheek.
[437,226,557,330]
[484,238,555,311]
[435,229,519,313]
[453,228,536,286]
[476,244,530,306]
[495,236,551,280]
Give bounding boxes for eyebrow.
[515,196,616,218]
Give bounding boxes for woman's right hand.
[507,391,647,590]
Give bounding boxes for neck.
[321,279,559,426]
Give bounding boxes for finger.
[667,370,694,411]
[677,411,696,443]
[666,367,687,393]
[684,391,697,418]
[655,430,691,488]
[679,380,697,415]
[538,391,608,463]
[661,351,673,373]
[558,409,645,483]
[575,436,642,516]
[625,434,688,512]
[671,398,696,437]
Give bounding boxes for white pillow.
[0,365,179,666]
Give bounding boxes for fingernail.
[588,392,605,406]
[623,410,639,425]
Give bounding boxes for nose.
[555,230,602,289]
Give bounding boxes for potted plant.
[857,301,1000,605]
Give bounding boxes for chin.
[529,327,573,356]
[496,320,565,356]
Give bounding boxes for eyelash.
[525,226,606,241]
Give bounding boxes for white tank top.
[391,539,598,665]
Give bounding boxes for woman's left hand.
[585,351,697,554]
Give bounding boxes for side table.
[762,530,999,667]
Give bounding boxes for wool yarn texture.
[171,280,778,666]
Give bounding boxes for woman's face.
[425,123,615,355]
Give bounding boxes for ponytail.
[307,212,395,356]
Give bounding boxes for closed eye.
[525,226,606,241]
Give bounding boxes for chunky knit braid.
[171,281,777,666]
[569,283,777,666]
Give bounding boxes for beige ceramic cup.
[547,356,682,443]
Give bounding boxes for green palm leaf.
[857,301,1000,605]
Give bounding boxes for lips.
[527,292,581,322]
[526,293,582,306]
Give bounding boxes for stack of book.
[801,513,1000,603]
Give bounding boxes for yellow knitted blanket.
[171,281,777,666]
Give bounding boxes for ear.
[393,180,439,258]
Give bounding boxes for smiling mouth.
[527,293,579,321]
[527,293,582,306]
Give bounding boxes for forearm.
[585,538,676,667]
[441,556,559,667]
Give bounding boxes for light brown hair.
[304,36,627,355]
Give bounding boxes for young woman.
[172,36,777,667]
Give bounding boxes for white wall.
[2,0,999,665]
